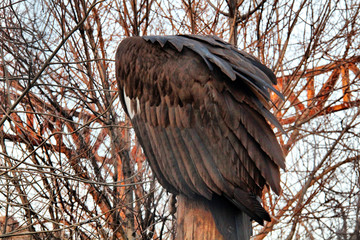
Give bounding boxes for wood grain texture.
[115,35,285,226]
[176,195,252,240]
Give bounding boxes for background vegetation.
[0,0,359,239]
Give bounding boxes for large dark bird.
[115,35,285,227]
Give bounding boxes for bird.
[115,35,285,227]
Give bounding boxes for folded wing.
[115,35,285,225]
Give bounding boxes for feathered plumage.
[115,35,285,225]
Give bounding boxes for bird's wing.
[115,35,285,224]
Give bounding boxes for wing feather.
[156,102,169,127]
[169,127,213,199]
[179,127,222,195]
[161,128,198,197]
[116,35,285,225]
[147,124,198,196]
[233,188,271,225]
[132,117,178,194]
[190,125,233,194]
[144,124,180,189]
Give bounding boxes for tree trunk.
[176,195,252,240]
[228,0,238,46]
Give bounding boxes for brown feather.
[156,102,169,127]
[190,126,233,195]
[116,35,285,225]
[169,127,213,199]
[180,128,222,195]
[149,106,157,126]
[158,127,197,197]
[132,117,178,194]
[144,124,181,191]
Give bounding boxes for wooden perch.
[176,195,252,240]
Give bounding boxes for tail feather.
[230,188,271,225]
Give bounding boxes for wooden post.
[176,195,252,240]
